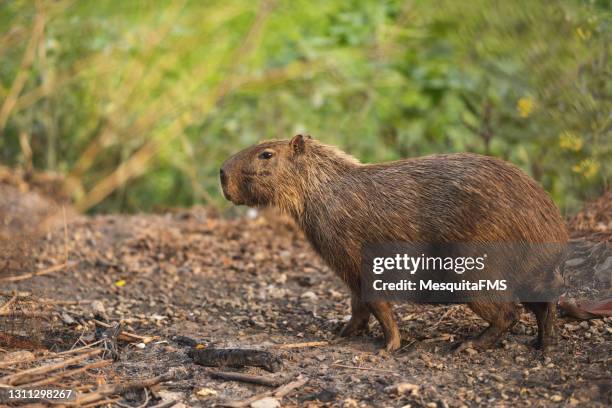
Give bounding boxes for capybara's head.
[220,134,313,207]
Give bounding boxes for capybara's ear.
[290,134,309,155]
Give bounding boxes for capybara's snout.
[219,162,233,202]
[219,167,228,190]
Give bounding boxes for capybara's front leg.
[367,301,401,352]
[340,294,371,337]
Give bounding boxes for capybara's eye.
[259,151,274,160]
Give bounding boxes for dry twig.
[22,359,111,387]
[93,319,157,344]
[330,363,400,376]
[0,261,76,283]
[0,349,102,386]
[277,341,328,349]
[211,371,282,387]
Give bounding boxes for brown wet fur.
[220,135,569,352]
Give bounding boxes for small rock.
[550,395,563,402]
[301,291,318,301]
[490,374,504,382]
[579,321,589,329]
[196,388,217,397]
[342,398,359,408]
[60,312,76,325]
[395,382,419,396]
[150,313,167,321]
[91,300,108,318]
[465,347,478,356]
[135,342,146,349]
[565,258,585,267]
[251,397,280,408]
[515,356,526,363]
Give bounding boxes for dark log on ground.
[188,348,282,372]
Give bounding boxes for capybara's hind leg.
[524,301,557,350]
[366,301,401,352]
[457,302,518,352]
[340,294,371,337]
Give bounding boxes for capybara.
[220,135,568,352]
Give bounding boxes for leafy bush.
[0,0,609,214]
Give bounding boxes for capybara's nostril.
[220,168,227,186]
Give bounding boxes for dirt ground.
[1,183,610,407]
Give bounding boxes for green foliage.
[0,0,609,214]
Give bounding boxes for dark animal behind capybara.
[220,135,568,352]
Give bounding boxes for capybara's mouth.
[220,185,245,205]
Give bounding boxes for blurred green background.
[0,0,609,215]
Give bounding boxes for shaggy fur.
[220,135,568,352]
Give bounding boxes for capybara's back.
[221,135,568,351]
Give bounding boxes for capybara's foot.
[385,333,402,352]
[366,301,401,353]
[341,296,371,337]
[339,318,369,337]
[524,301,557,354]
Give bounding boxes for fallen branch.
[422,333,454,343]
[21,359,112,388]
[56,340,106,356]
[211,371,282,387]
[219,377,307,408]
[277,341,328,349]
[0,291,92,305]
[559,296,612,319]
[330,363,400,376]
[0,261,77,283]
[0,349,102,386]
